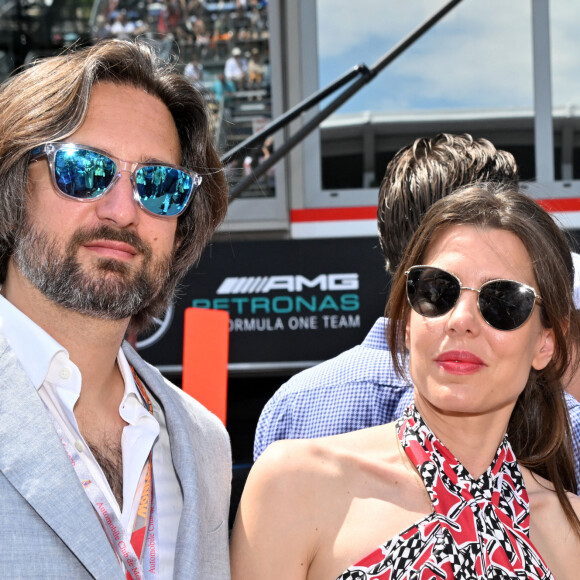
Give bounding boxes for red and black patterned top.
[336,405,553,579]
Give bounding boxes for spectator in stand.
[224,47,247,91]
[186,0,205,17]
[166,0,185,32]
[212,72,236,106]
[229,6,251,41]
[243,136,275,188]
[93,14,113,40]
[184,58,203,87]
[253,133,580,485]
[212,11,229,38]
[261,135,275,187]
[247,48,264,91]
[110,10,145,40]
[249,4,266,38]
[192,18,211,58]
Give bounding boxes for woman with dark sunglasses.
[231,182,580,580]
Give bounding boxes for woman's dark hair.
[0,39,228,331]
[387,182,580,536]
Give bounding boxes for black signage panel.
[138,237,389,367]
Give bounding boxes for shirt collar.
[0,295,133,401]
[361,317,389,350]
[0,294,67,390]
[117,346,150,414]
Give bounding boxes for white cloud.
[549,0,580,108]
[317,0,579,112]
[317,0,447,59]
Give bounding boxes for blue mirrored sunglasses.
[29,142,202,218]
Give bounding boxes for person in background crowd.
[184,57,204,89]
[225,46,247,90]
[233,183,580,579]
[213,71,237,105]
[247,47,265,91]
[253,133,580,485]
[0,39,231,579]
[109,10,144,39]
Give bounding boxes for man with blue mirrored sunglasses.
[0,40,231,579]
[29,142,202,218]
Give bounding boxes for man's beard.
[13,221,175,320]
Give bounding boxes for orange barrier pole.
[182,307,230,425]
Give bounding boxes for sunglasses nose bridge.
[101,166,138,204]
[111,159,138,186]
[455,285,483,307]
[459,285,480,295]
[115,158,139,177]
[446,284,483,324]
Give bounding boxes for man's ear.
[532,327,556,371]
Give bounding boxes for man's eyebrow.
[118,151,179,167]
[74,142,180,167]
[139,156,178,166]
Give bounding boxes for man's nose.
[94,170,140,228]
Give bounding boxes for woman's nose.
[445,288,482,335]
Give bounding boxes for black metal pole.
[220,64,371,166]
[228,0,464,202]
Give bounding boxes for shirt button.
[59,367,71,380]
[74,440,84,453]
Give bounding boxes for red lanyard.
[128,370,155,578]
[51,367,158,578]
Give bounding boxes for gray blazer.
[0,336,232,579]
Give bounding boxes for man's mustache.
[68,226,152,259]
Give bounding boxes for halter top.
[336,405,553,579]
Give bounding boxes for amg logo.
[216,273,359,295]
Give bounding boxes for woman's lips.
[435,350,486,375]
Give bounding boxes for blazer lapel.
[0,337,124,579]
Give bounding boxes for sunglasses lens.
[54,148,116,199]
[406,267,461,318]
[478,281,536,331]
[406,266,537,331]
[135,166,196,217]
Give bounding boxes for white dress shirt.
[0,295,182,578]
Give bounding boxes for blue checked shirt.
[254,317,580,489]
[254,318,412,458]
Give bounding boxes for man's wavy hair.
[377,133,519,274]
[0,39,228,331]
[387,182,580,537]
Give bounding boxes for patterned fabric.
[337,406,554,580]
[254,318,580,492]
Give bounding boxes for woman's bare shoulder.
[230,423,406,580]
[231,422,428,580]
[521,467,580,578]
[522,466,580,514]
[251,421,403,486]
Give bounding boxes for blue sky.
[316,0,580,114]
